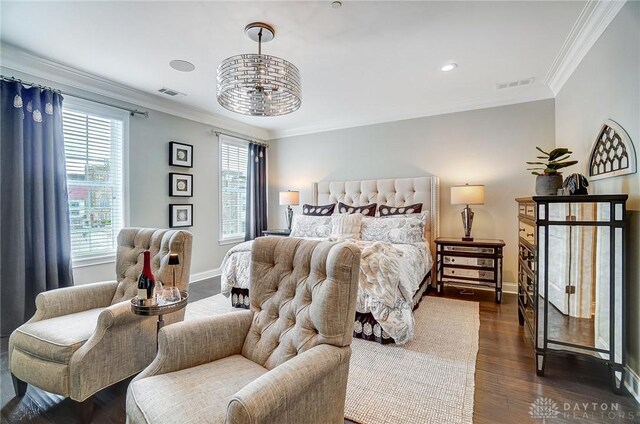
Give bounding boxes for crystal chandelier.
[217,22,301,117]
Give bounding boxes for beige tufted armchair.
[126,237,360,424]
[9,228,192,424]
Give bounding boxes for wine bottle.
[137,250,156,305]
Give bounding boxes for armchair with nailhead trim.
[126,236,360,424]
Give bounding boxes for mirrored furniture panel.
[516,195,627,394]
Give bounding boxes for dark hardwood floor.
[443,287,639,424]
[2,281,638,423]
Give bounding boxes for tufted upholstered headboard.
[312,176,440,253]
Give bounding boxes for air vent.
[158,87,186,97]
[496,77,535,90]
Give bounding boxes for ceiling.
[0,1,587,139]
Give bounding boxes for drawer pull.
[519,228,525,232]
[526,233,534,238]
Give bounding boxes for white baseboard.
[502,281,517,294]
[190,268,221,283]
[624,366,640,404]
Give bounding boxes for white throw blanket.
[220,238,417,344]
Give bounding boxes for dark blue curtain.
[1,80,74,336]
[245,143,267,240]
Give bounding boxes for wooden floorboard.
[1,282,638,423]
[441,287,640,424]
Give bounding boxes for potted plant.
[526,147,578,195]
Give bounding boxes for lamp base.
[461,206,475,241]
[285,206,294,231]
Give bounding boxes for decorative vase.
[563,173,589,195]
[535,174,563,195]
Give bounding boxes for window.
[62,98,128,264]
[219,135,248,243]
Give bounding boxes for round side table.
[130,290,189,334]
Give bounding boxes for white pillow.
[379,211,429,239]
[330,213,363,241]
[361,216,424,244]
[290,215,331,238]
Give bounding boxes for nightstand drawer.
[443,256,494,267]
[443,245,494,254]
[444,267,494,280]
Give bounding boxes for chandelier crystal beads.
[217,22,301,117]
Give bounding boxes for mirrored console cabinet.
[516,195,628,393]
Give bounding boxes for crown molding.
[544,0,626,96]
[0,43,272,140]
[271,86,554,139]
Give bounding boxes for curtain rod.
[1,75,149,118]
[214,130,269,148]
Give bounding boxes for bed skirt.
[352,271,432,344]
[231,288,250,309]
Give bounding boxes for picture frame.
[169,173,193,197]
[169,204,193,228]
[169,141,193,168]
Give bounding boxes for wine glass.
[162,287,181,303]
[154,280,164,305]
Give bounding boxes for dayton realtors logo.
[530,397,637,421]
[529,397,560,422]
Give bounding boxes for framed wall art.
[169,141,193,168]
[169,204,193,228]
[170,173,193,197]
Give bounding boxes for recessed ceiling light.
[169,60,195,72]
[441,63,457,72]
[331,1,342,9]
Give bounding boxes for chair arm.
[227,344,351,424]
[134,310,253,382]
[31,281,118,321]
[97,300,146,328]
[68,300,158,401]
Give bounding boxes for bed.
[221,176,440,345]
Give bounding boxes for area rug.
[185,294,479,424]
[345,297,479,424]
[185,292,237,320]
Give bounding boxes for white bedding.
[220,238,432,344]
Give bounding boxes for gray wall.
[0,67,255,284]
[555,2,640,376]
[268,99,556,284]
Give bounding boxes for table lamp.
[168,253,180,285]
[164,253,181,302]
[451,184,485,241]
[279,190,299,231]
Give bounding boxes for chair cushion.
[128,354,267,424]
[11,308,105,363]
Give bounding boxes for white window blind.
[219,137,248,242]
[63,101,126,262]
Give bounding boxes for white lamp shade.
[279,191,300,206]
[451,185,485,205]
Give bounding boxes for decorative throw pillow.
[290,215,332,238]
[378,203,423,216]
[331,213,363,241]
[337,202,377,217]
[302,203,335,216]
[361,216,425,244]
